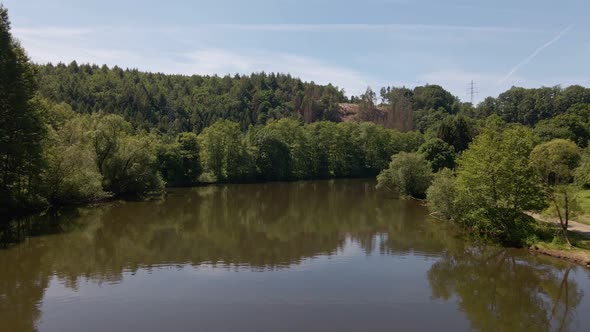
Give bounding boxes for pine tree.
[0,5,46,214]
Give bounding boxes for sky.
[3,0,589,102]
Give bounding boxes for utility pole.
[467,80,477,104]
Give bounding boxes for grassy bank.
[528,222,590,267]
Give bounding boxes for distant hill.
[36,62,347,133]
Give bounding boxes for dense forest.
[37,63,348,133]
[2,5,590,249]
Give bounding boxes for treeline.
[37,60,590,148]
[5,93,425,216]
[377,116,590,246]
[36,62,347,133]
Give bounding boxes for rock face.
[337,103,414,132]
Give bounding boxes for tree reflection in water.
[428,246,582,332]
[0,179,586,332]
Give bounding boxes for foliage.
[157,132,201,186]
[529,139,580,186]
[530,139,581,245]
[433,115,476,152]
[376,152,432,198]
[37,63,347,133]
[479,85,590,126]
[574,148,590,188]
[453,124,546,245]
[418,138,456,172]
[43,101,105,203]
[197,120,253,182]
[0,6,47,215]
[426,168,456,219]
[534,113,590,148]
[101,133,164,197]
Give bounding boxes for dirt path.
[527,212,590,238]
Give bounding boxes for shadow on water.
[0,209,84,249]
[0,179,587,331]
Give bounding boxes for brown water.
[1,179,589,332]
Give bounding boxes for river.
[1,179,589,331]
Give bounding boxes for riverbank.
[530,244,590,268]
[527,219,590,268]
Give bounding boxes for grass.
[529,222,590,249]
[576,189,590,225]
[539,189,590,226]
[527,221,590,266]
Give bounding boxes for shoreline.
[529,245,590,268]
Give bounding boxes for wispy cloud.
[180,49,373,96]
[13,27,96,39]
[499,24,574,84]
[199,23,535,33]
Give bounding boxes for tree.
[434,115,476,152]
[426,168,456,219]
[85,113,164,197]
[248,127,292,181]
[418,138,456,172]
[262,119,311,179]
[197,120,253,182]
[534,113,590,148]
[43,101,105,203]
[454,124,545,245]
[411,85,458,114]
[0,5,47,214]
[575,148,590,189]
[530,139,581,246]
[158,132,202,186]
[376,152,432,198]
[101,133,164,197]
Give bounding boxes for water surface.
[1,179,589,331]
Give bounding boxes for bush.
[377,152,432,198]
[426,168,456,219]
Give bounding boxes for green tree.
[575,148,590,188]
[43,101,105,203]
[101,133,164,197]
[247,127,292,181]
[376,152,432,198]
[534,113,590,148]
[157,132,202,186]
[262,119,312,179]
[0,6,47,214]
[530,139,581,246]
[426,168,456,219]
[197,120,253,182]
[454,124,545,245]
[418,138,456,172]
[434,115,475,152]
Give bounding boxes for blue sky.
[3,0,589,102]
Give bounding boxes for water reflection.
[428,246,583,332]
[0,179,588,332]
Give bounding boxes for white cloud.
[12,25,374,96]
[198,23,535,33]
[179,49,373,96]
[13,27,96,39]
